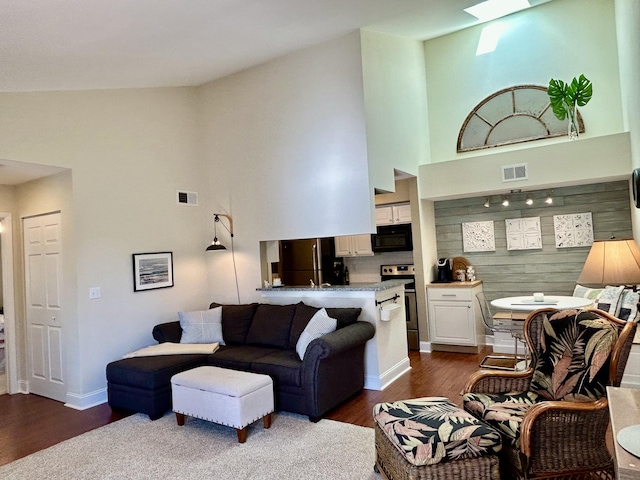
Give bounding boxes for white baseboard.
[16,380,29,394]
[420,341,432,353]
[65,388,107,410]
[365,357,411,391]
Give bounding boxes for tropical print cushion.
[463,391,540,447]
[529,309,618,402]
[373,397,502,466]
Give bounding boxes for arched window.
[457,85,584,152]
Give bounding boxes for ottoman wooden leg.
[263,413,272,429]
[175,412,185,426]
[236,427,247,443]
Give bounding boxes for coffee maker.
[435,258,452,283]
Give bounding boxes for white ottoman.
[171,366,274,443]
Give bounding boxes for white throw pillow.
[573,284,603,300]
[617,289,640,322]
[179,307,225,345]
[295,308,337,360]
[598,285,625,315]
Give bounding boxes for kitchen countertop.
[426,280,483,288]
[257,279,412,292]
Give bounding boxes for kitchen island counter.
[258,281,410,391]
[256,279,411,292]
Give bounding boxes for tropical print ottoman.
[373,397,501,480]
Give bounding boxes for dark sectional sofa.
[106,301,375,421]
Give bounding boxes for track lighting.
[502,196,509,207]
[525,195,533,206]
[484,197,491,208]
[545,193,553,205]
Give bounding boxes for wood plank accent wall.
[434,181,632,303]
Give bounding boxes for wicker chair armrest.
[519,397,609,458]
[462,368,533,395]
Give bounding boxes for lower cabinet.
[427,282,484,348]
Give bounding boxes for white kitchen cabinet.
[334,234,374,257]
[375,203,412,226]
[427,281,484,349]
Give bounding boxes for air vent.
[177,190,198,206]
[501,163,528,182]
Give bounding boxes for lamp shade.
[577,239,640,286]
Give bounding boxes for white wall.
[0,88,211,406]
[360,30,430,192]
[423,0,624,164]
[198,32,374,303]
[420,132,631,200]
[615,0,640,239]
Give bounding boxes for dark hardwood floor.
[0,348,491,467]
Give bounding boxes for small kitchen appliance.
[435,258,452,283]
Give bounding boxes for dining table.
[491,295,594,312]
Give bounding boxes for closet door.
[24,212,66,402]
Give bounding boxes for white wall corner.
[64,388,108,411]
[365,357,411,391]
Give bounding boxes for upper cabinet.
[335,234,374,257]
[375,203,412,226]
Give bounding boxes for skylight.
[464,0,531,22]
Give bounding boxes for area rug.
[0,412,379,479]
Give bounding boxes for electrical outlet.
[89,287,101,299]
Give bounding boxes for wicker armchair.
[462,308,636,480]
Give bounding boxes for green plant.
[547,74,593,139]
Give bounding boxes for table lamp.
[577,238,640,286]
[578,238,640,459]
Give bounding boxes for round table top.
[491,295,594,312]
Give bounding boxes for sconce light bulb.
[502,198,509,207]
[526,197,533,206]
[545,195,553,204]
[484,198,490,208]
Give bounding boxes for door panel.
[30,324,46,379]
[24,213,66,402]
[49,326,64,383]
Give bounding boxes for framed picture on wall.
[132,252,174,292]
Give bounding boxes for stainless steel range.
[381,264,418,351]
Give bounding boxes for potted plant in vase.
[547,74,593,140]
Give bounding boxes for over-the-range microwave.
[371,224,413,252]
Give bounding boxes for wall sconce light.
[502,196,509,207]
[545,193,553,205]
[484,197,491,208]
[206,213,234,251]
[206,212,241,303]
[525,195,533,206]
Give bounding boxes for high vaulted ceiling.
[0,0,551,93]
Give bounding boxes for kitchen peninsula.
[257,280,411,390]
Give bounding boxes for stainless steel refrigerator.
[279,238,343,286]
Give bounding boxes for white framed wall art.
[505,217,542,250]
[554,212,593,248]
[462,221,496,252]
